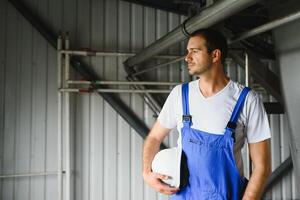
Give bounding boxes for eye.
[192,49,199,53]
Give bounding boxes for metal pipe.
[67,80,181,86]
[126,76,162,116]
[64,33,71,200]
[60,50,179,59]
[129,47,245,76]
[60,88,172,94]
[57,35,63,200]
[244,52,252,178]
[228,9,300,44]
[123,0,259,68]
[0,171,59,179]
[69,57,155,142]
[124,0,257,112]
[126,10,300,75]
[131,56,185,76]
[245,52,249,87]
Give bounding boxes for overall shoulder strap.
[227,87,251,131]
[181,83,192,127]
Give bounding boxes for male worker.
[142,29,271,200]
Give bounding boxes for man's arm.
[242,139,271,200]
[143,120,179,195]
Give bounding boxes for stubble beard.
[188,64,210,76]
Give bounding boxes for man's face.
[185,35,213,76]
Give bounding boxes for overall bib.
[171,83,250,200]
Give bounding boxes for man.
[143,29,271,200]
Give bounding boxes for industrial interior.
[0,0,300,199]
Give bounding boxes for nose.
[185,52,192,62]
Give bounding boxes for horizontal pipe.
[0,171,60,179]
[130,47,251,75]
[126,11,300,75]
[67,80,181,86]
[229,9,300,44]
[60,88,172,94]
[131,56,185,76]
[60,50,179,59]
[124,0,258,68]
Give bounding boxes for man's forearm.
[242,166,271,200]
[143,136,161,175]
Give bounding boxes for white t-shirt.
[158,79,271,175]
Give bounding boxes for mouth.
[187,64,195,68]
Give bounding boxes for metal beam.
[8,0,168,148]
[70,57,151,140]
[229,52,282,103]
[264,156,293,192]
[228,9,300,44]
[66,80,181,86]
[9,0,56,47]
[123,0,259,69]
[60,49,180,59]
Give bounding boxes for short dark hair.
[190,29,228,65]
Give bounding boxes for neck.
[197,64,229,98]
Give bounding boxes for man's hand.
[143,121,178,195]
[143,171,179,195]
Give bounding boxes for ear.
[211,49,221,63]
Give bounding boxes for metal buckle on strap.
[182,115,192,122]
[226,122,236,143]
[226,122,237,130]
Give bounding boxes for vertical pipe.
[64,33,71,200]
[245,52,249,87]
[245,52,252,178]
[57,34,63,200]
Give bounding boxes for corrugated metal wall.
[0,0,297,199]
[0,0,59,199]
[0,0,185,199]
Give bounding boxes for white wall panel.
[0,0,6,195]
[117,2,131,200]
[0,0,297,200]
[14,16,32,200]
[3,3,18,200]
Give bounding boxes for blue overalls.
[171,83,250,200]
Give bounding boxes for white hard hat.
[151,147,189,189]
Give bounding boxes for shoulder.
[170,80,198,96]
[230,81,259,104]
[169,84,182,97]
